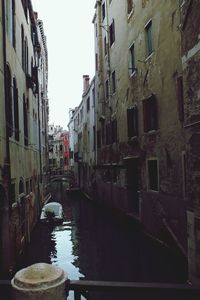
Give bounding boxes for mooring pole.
[11,263,67,300]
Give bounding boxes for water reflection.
[16,180,188,300]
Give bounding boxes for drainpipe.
[1,0,12,274]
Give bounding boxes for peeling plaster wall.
[0,0,49,273]
[94,0,187,255]
[181,0,200,283]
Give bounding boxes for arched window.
[13,78,19,141]
[19,178,24,194]
[6,65,13,137]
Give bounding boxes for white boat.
[40,202,64,224]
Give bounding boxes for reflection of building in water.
[69,197,187,285]
[15,223,57,271]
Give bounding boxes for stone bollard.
[11,263,67,300]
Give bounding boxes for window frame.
[143,95,158,133]
[109,19,115,47]
[129,42,136,76]
[127,105,138,138]
[111,70,116,94]
[145,19,153,58]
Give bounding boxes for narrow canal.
[15,180,188,299]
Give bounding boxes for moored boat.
[40,202,64,224]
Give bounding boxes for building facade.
[67,0,200,283]
[68,76,96,195]
[0,0,48,275]
[92,0,187,255]
[180,0,200,284]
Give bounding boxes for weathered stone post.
[11,263,67,300]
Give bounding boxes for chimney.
[34,12,38,20]
[83,75,90,93]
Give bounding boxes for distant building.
[48,125,69,174]
[68,76,96,194]
[61,131,70,172]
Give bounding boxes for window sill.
[127,9,134,21]
[145,52,154,62]
[110,42,115,49]
[129,70,137,78]
[144,129,158,135]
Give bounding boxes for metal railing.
[66,280,200,300]
[1,278,200,299]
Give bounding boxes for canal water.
[15,180,188,299]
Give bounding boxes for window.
[87,97,90,112]
[109,19,115,47]
[102,2,105,21]
[19,178,24,194]
[12,0,16,48]
[143,95,158,132]
[127,0,133,15]
[21,25,25,71]
[13,78,19,141]
[6,65,13,137]
[23,95,28,146]
[127,106,138,137]
[104,36,107,56]
[105,80,109,99]
[92,88,95,107]
[148,159,159,191]
[145,20,153,57]
[129,43,136,75]
[25,38,29,74]
[95,53,98,71]
[26,180,29,194]
[111,71,116,94]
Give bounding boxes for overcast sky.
[32,0,95,130]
